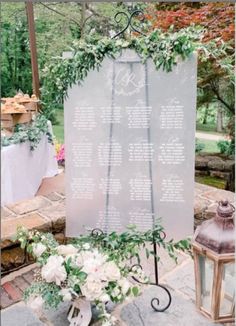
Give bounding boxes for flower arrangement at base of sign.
[16,228,148,326]
[16,224,191,325]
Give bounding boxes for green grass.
[196,138,220,153]
[196,122,227,135]
[195,176,226,189]
[52,110,64,143]
[196,122,217,132]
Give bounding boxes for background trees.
[144,2,235,134]
[1,2,235,137]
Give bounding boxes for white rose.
[112,287,120,298]
[57,244,78,256]
[102,261,121,282]
[81,251,107,275]
[28,296,44,312]
[32,243,46,257]
[76,250,95,267]
[82,258,103,275]
[59,288,72,301]
[81,275,104,301]
[41,255,67,285]
[118,278,130,295]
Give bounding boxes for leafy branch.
[40,26,202,120]
[1,114,53,150]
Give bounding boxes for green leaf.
[132,286,139,297]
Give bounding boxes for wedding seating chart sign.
[64,50,197,239]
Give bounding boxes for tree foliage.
[145,3,234,43]
[1,2,235,136]
[144,2,235,137]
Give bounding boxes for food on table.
[1,102,27,113]
[14,93,24,102]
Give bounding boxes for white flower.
[32,243,46,257]
[82,243,90,250]
[57,244,78,256]
[80,275,104,301]
[27,296,44,312]
[41,255,67,285]
[81,250,107,274]
[59,288,72,301]
[102,261,121,282]
[112,287,120,298]
[118,278,130,295]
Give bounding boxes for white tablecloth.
[1,122,58,206]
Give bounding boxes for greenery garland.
[1,114,53,151]
[41,26,204,119]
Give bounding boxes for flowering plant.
[16,224,191,325]
[55,142,65,165]
[16,227,147,325]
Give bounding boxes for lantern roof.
[193,200,235,254]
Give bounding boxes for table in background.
[1,123,58,206]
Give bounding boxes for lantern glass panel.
[219,262,235,316]
[199,255,214,311]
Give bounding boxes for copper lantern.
[192,200,235,323]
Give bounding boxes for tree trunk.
[216,107,223,133]
[80,3,86,38]
[202,105,209,124]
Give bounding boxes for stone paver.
[39,202,66,232]
[2,282,22,302]
[120,286,223,326]
[43,192,64,202]
[13,276,31,292]
[43,302,70,326]
[161,258,196,302]
[203,189,235,203]
[119,258,234,326]
[1,212,51,240]
[1,268,36,308]
[7,196,51,215]
[36,172,65,196]
[1,207,14,219]
[1,302,44,326]
[135,245,188,282]
[0,288,13,309]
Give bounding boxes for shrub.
[195,139,205,153]
[217,140,235,156]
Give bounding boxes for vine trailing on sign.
[40,26,204,120]
[1,114,53,150]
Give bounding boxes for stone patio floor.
[1,250,234,326]
[1,172,235,325]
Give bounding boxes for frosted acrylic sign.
[64,50,197,239]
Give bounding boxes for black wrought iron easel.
[92,10,172,313]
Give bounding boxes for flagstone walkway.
[1,251,234,326]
